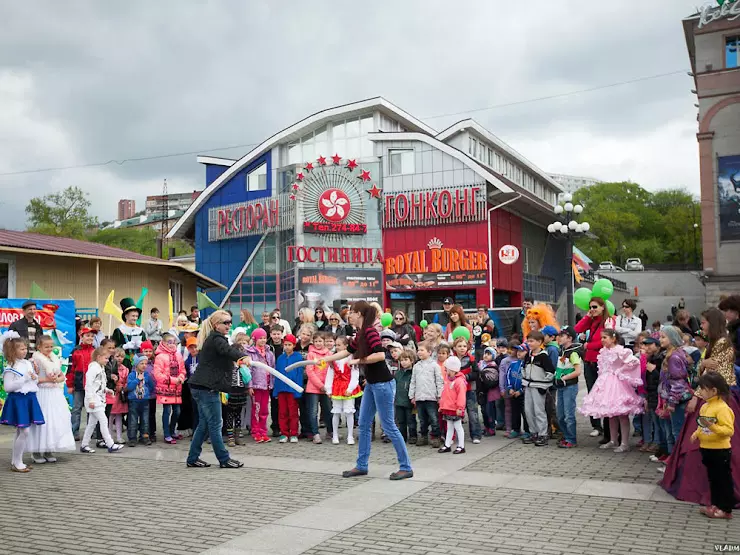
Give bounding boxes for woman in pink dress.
[579,329,643,452]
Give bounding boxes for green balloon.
[451,326,471,341]
[574,287,593,311]
[419,319,429,328]
[592,279,614,300]
[606,300,616,316]
[380,313,393,328]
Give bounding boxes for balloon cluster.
[574,279,616,316]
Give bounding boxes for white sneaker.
[599,441,616,450]
[289,436,298,443]
[589,429,600,437]
[613,444,630,453]
[657,466,665,473]
[332,437,340,445]
[312,434,323,444]
[472,438,481,444]
[44,456,57,463]
[278,436,288,443]
[31,454,47,464]
[347,436,355,445]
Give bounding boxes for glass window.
[487,148,493,166]
[727,36,739,69]
[314,127,327,158]
[288,142,300,165]
[469,137,474,155]
[169,280,183,313]
[345,137,359,159]
[247,162,267,191]
[389,149,415,175]
[346,118,360,138]
[360,115,374,136]
[333,121,345,139]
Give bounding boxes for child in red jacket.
[438,356,467,454]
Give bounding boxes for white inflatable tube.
[250,360,304,394]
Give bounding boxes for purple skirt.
[1,391,45,428]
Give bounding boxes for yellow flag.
[572,262,583,283]
[168,289,174,329]
[103,290,122,318]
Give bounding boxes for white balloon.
[568,220,578,230]
[562,193,573,203]
[554,205,564,214]
[564,202,574,212]
[582,222,591,232]
[573,204,583,214]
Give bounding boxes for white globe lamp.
[547,224,555,233]
[582,222,591,232]
[564,202,574,212]
[562,193,573,203]
[573,204,583,214]
[554,205,564,215]
[568,220,578,230]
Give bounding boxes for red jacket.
[439,372,467,414]
[67,343,94,389]
[574,315,606,363]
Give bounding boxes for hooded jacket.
[522,351,555,390]
[439,372,467,414]
[409,357,444,402]
[245,344,275,390]
[273,351,304,399]
[306,344,330,394]
[394,366,414,408]
[153,341,186,404]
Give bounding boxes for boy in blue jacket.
[126,354,156,446]
[274,334,304,443]
[506,342,528,439]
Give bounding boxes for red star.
[292,183,300,190]
[331,154,341,165]
[317,155,327,166]
[367,183,382,199]
[296,172,305,181]
[359,169,371,182]
[346,159,358,171]
[289,194,296,201]
[305,162,314,171]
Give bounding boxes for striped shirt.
[349,326,392,384]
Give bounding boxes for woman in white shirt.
[614,299,642,347]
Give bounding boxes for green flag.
[29,281,49,299]
[135,287,148,325]
[197,291,220,311]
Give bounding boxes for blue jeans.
[162,404,181,439]
[127,399,149,441]
[70,390,85,436]
[658,401,687,454]
[556,385,578,445]
[465,391,482,440]
[416,400,440,438]
[187,389,230,465]
[304,393,333,436]
[356,381,412,472]
[482,398,502,431]
[651,410,665,452]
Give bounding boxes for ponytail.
[197,309,231,350]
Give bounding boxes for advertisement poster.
[0,299,76,358]
[719,155,740,242]
[296,269,382,312]
[385,270,487,290]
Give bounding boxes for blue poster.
[718,155,740,242]
[0,299,76,358]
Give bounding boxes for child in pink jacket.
[245,328,275,443]
[438,356,467,454]
[153,333,186,444]
[306,331,333,444]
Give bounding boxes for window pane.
[361,137,374,158]
[288,142,300,165]
[360,115,373,135]
[346,118,360,138]
[402,151,415,174]
[727,36,739,68]
[303,142,314,163]
[333,137,345,157]
[314,126,327,142]
[390,152,402,175]
[333,122,345,139]
[0,262,9,299]
[346,137,359,158]
[315,140,327,158]
[247,163,267,191]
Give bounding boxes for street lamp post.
[548,193,590,326]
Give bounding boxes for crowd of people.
[2,294,739,518]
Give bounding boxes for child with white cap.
[438,356,467,454]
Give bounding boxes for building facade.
[684,2,740,303]
[117,199,135,220]
[168,98,568,320]
[547,173,602,195]
[146,191,201,216]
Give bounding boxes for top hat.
[120,297,141,321]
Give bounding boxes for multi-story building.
[104,210,186,235]
[168,97,567,321]
[145,191,200,216]
[117,199,135,220]
[684,1,740,303]
[548,174,602,195]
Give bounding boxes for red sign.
[318,189,350,222]
[303,222,367,235]
[385,238,488,275]
[383,186,484,228]
[498,245,520,265]
[210,198,280,241]
[287,246,383,265]
[0,304,59,329]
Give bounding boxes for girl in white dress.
[28,335,76,462]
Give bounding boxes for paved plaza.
[3,395,740,555]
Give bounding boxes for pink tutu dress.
[579,345,643,418]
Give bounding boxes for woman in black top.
[390,310,416,350]
[186,310,248,469]
[323,301,413,481]
[327,312,353,337]
[314,307,330,330]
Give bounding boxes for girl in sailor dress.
[0,333,45,472]
[28,335,76,463]
[324,336,362,445]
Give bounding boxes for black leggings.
[702,448,736,513]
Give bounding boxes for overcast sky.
[0,0,704,229]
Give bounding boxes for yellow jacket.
[692,396,735,449]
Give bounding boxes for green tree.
[573,182,701,266]
[88,226,194,258]
[26,186,99,239]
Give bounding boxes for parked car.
[625,258,644,271]
[598,261,617,271]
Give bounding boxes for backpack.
[479,366,499,389]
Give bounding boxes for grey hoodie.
[409,357,444,402]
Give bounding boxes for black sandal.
[453,447,466,454]
[438,446,451,453]
[219,459,244,469]
[186,459,211,468]
[342,468,368,478]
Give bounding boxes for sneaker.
[43,454,57,463]
[508,431,519,439]
[657,466,666,474]
[599,441,616,450]
[521,436,535,444]
[598,437,611,445]
[534,437,549,447]
[438,446,452,453]
[430,437,441,448]
[254,436,264,443]
[332,437,340,445]
[409,437,417,445]
[613,444,630,453]
[127,440,137,447]
[649,454,662,462]
[559,441,577,448]
[472,438,481,444]
[164,437,177,445]
[289,436,299,443]
[108,444,124,453]
[31,453,46,464]
[144,438,152,446]
[416,437,429,447]
[347,436,355,445]
[589,429,601,437]
[219,459,244,469]
[520,432,531,440]
[278,435,288,443]
[96,440,107,448]
[261,435,272,443]
[80,446,95,454]
[313,434,323,444]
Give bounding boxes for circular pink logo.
[318,189,350,222]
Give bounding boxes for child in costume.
[324,335,362,445]
[80,347,124,454]
[126,354,155,446]
[306,331,333,444]
[111,297,147,369]
[107,348,129,445]
[29,335,75,463]
[1,333,45,472]
[154,332,186,445]
[438,356,467,454]
[245,328,274,443]
[579,329,643,453]
[274,334,303,443]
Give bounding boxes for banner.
[296,269,382,312]
[719,155,740,242]
[0,299,77,358]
